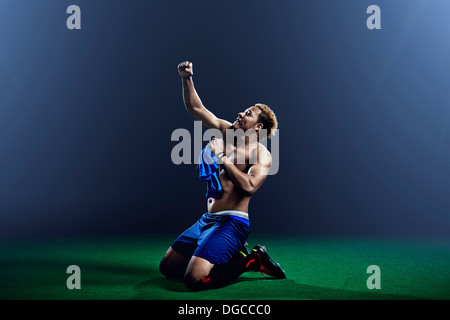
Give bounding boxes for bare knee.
[184,256,214,291]
[183,271,198,290]
[184,270,210,291]
[159,247,187,278]
[159,257,174,277]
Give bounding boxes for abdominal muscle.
[207,169,251,213]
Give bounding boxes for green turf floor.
[0,235,449,300]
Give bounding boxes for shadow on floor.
[0,256,429,300]
[136,277,190,293]
[135,275,429,300]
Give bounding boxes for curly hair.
[255,103,278,139]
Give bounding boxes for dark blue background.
[1,0,449,238]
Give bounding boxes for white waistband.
[209,210,249,220]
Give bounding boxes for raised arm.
[178,61,231,132]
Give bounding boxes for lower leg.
[184,254,256,291]
[185,245,286,291]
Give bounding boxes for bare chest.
[223,147,252,173]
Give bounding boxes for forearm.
[221,156,254,195]
[182,77,204,114]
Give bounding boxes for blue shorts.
[171,211,250,265]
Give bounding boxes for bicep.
[247,160,271,191]
[191,106,232,131]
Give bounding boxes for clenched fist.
[178,61,193,78]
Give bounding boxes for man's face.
[232,106,262,131]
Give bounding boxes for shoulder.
[255,142,272,166]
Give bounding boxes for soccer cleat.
[250,245,286,279]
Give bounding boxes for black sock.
[187,254,259,291]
